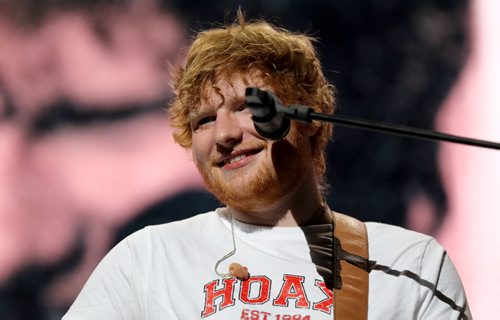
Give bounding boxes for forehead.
[193,73,269,113]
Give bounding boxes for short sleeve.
[418,239,472,319]
[63,236,142,320]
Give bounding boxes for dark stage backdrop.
[0,0,498,318]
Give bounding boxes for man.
[64,14,471,319]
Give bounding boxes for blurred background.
[0,0,498,319]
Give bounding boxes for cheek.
[271,140,300,170]
[191,133,212,163]
[236,112,258,134]
[271,126,309,169]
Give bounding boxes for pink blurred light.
[0,6,203,304]
[437,0,500,318]
[0,8,185,111]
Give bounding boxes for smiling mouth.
[217,149,263,167]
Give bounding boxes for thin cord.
[214,216,237,279]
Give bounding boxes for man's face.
[190,74,313,211]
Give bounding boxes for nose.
[214,110,242,149]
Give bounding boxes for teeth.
[228,154,247,164]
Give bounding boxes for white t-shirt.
[64,209,471,319]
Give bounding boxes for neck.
[226,173,329,227]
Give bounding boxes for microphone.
[246,88,500,151]
[245,87,290,140]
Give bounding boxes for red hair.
[169,14,335,186]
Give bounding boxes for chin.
[206,170,298,212]
[199,144,308,210]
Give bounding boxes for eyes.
[193,115,216,131]
[191,103,248,132]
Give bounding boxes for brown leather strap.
[332,212,369,319]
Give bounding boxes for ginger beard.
[196,122,312,212]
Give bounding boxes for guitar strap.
[331,211,370,319]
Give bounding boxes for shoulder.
[365,222,448,280]
[98,210,223,272]
[365,223,471,318]
[365,222,439,260]
[125,209,222,246]
[146,209,221,233]
[365,221,434,243]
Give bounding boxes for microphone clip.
[245,87,313,140]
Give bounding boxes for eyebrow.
[188,103,210,121]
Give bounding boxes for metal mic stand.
[265,96,500,150]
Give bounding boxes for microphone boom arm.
[283,103,500,150]
[245,86,500,150]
